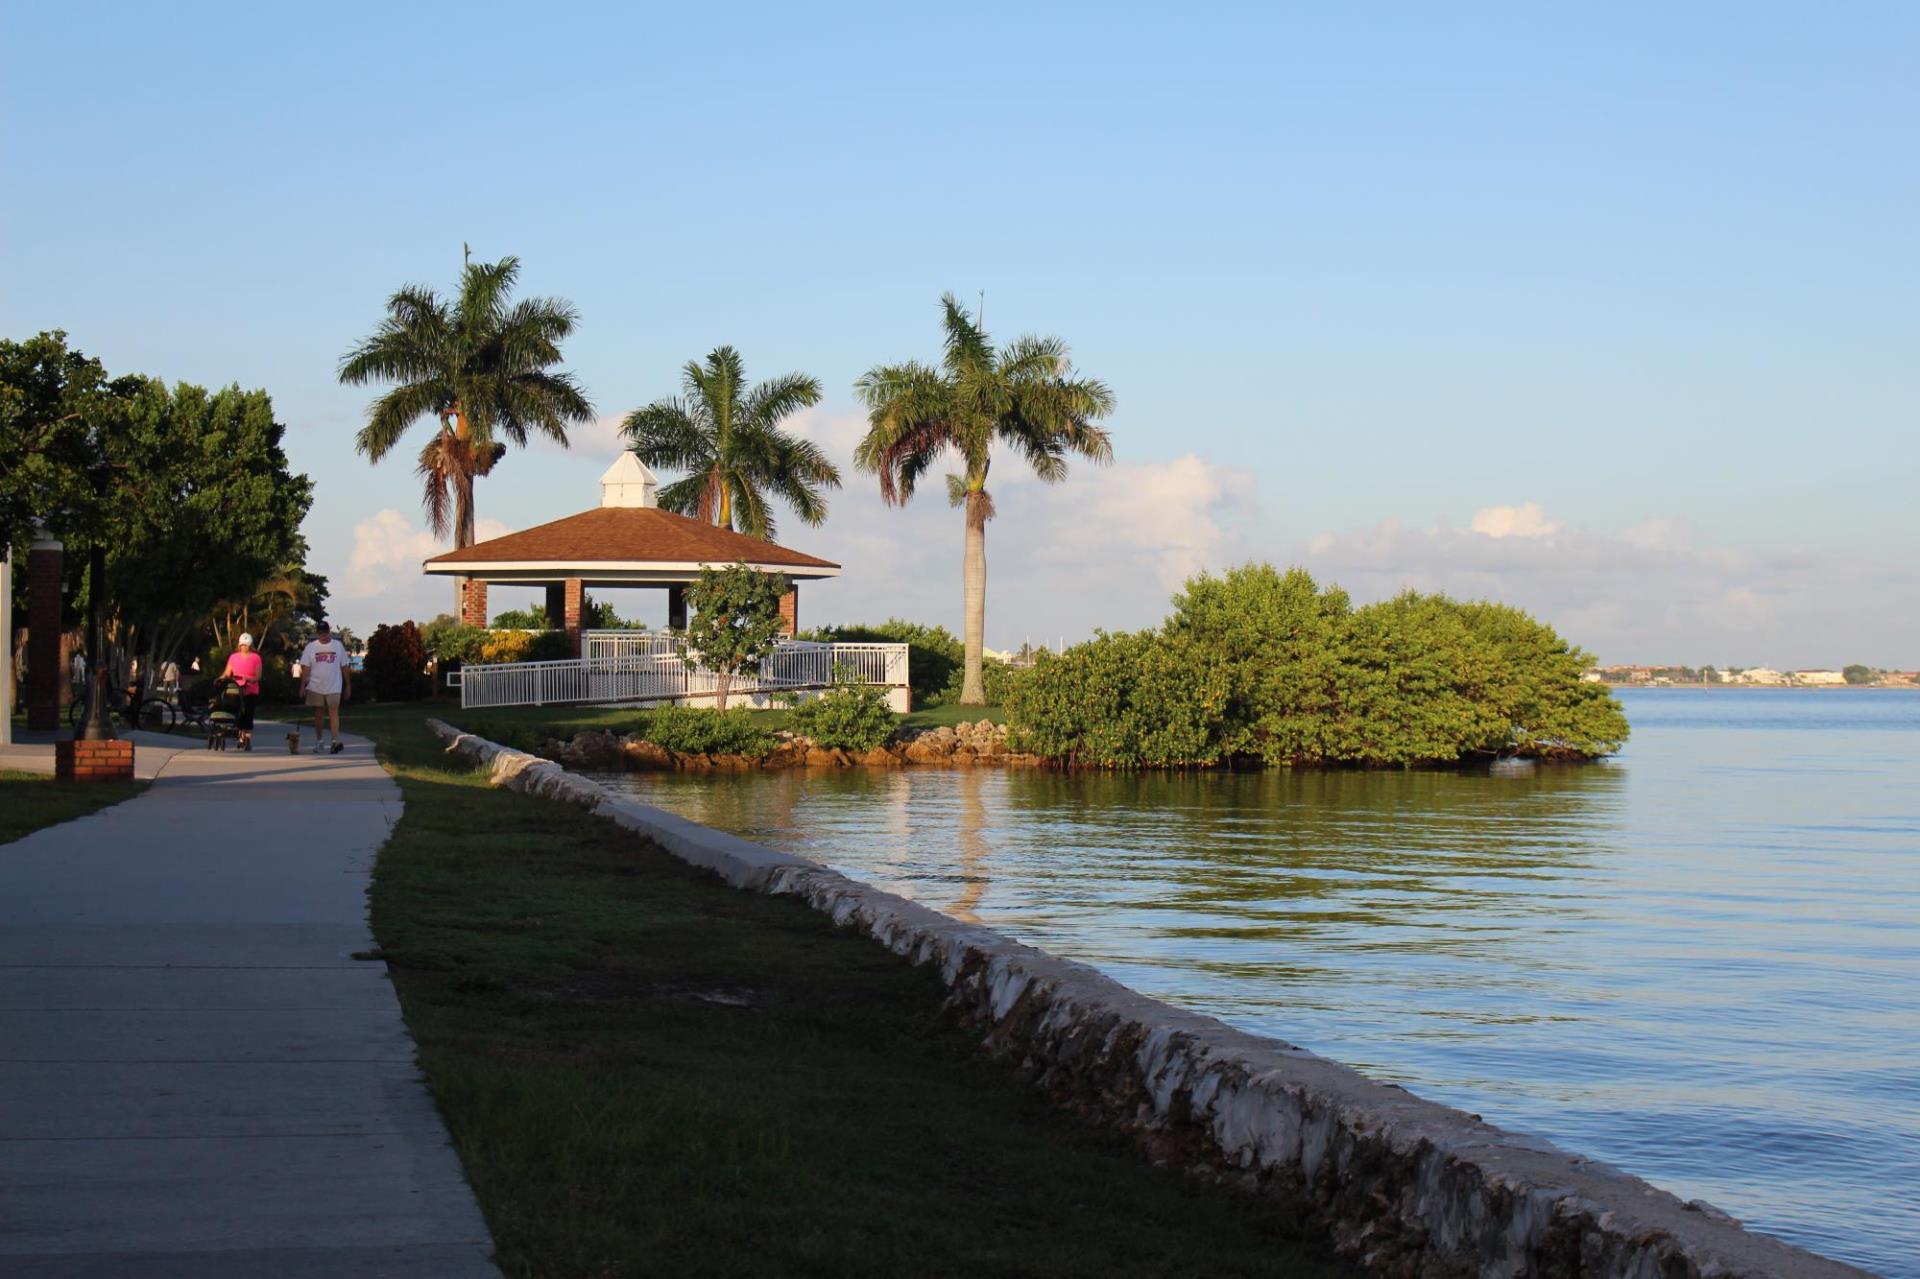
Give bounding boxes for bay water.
[590,689,1919,1275]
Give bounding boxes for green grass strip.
[0,770,148,845]
[354,705,1350,1277]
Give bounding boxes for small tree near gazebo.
[682,563,789,711]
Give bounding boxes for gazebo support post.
[778,585,798,637]
[562,578,584,657]
[460,580,488,628]
[666,585,687,632]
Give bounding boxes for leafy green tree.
[622,346,838,540]
[1,333,313,735]
[489,594,630,630]
[682,563,790,710]
[1843,663,1873,685]
[338,255,593,584]
[856,294,1113,705]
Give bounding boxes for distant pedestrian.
[220,634,263,751]
[299,620,351,755]
[69,649,87,705]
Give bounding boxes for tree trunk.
[715,670,731,712]
[959,491,989,705]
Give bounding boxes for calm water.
[590,690,1920,1275]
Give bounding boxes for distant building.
[1791,670,1846,686]
[1737,667,1786,685]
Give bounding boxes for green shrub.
[1007,564,1629,768]
[525,630,576,662]
[1005,630,1225,767]
[786,681,898,751]
[634,706,776,758]
[365,621,430,702]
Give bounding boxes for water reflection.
[588,691,1920,1277]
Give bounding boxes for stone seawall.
[427,719,1869,1279]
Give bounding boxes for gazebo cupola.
[599,453,658,509]
[422,455,840,653]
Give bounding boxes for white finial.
[600,454,658,508]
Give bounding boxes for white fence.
[458,635,909,712]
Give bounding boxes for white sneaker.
[312,742,327,754]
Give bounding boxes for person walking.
[219,634,264,751]
[299,620,351,754]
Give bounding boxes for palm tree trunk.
[959,491,989,705]
[451,408,474,612]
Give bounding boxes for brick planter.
[56,738,135,783]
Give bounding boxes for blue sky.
[4,3,1914,665]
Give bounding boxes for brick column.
[666,584,687,631]
[459,579,488,628]
[26,534,63,731]
[562,578,584,656]
[778,585,798,637]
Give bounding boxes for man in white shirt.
[299,620,352,754]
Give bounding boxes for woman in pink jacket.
[220,633,264,751]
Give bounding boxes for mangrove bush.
[1005,565,1628,768]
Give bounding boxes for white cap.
[238,633,254,647]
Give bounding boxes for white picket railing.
[458,639,909,711]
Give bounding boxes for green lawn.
[353,704,1348,1278]
[0,770,148,845]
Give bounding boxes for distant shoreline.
[1603,682,1919,691]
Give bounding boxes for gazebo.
[423,456,841,654]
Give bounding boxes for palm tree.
[621,345,839,541]
[338,255,592,604]
[855,294,1113,705]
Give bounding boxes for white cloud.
[1469,501,1563,539]
[341,509,508,601]
[1298,504,1915,668]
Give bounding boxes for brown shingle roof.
[423,506,840,572]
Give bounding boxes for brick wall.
[778,586,798,636]
[56,738,135,782]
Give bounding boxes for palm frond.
[939,293,993,375]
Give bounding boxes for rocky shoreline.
[537,720,1038,772]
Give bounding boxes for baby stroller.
[203,681,247,751]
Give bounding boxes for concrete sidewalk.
[0,727,498,1277]
[0,725,201,780]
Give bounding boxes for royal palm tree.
[621,345,839,541]
[855,295,1113,704]
[338,255,592,605]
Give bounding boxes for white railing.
[582,629,681,660]
[459,640,910,710]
